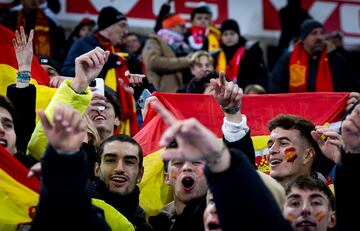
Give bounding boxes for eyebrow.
[287,194,301,200]
[267,137,291,145]
[103,153,117,158]
[309,193,326,200]
[1,117,14,124]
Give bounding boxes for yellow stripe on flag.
[0,169,38,230]
[138,149,173,219]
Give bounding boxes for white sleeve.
[222,115,249,143]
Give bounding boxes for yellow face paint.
[315,211,325,221]
[287,213,296,223]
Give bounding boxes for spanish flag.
[0,24,56,121]
[135,92,348,218]
[0,146,40,230]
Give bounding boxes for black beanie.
[38,56,61,74]
[190,5,212,21]
[98,6,127,30]
[300,19,324,40]
[220,19,240,35]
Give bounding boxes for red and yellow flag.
[135,92,348,218]
[0,146,40,230]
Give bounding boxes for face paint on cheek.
[315,211,325,221]
[171,172,178,182]
[284,147,298,162]
[287,213,296,223]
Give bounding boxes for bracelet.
[206,143,227,167]
[17,71,31,78]
[220,104,240,114]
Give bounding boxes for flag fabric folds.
[135,92,348,218]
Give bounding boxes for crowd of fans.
[0,0,360,230]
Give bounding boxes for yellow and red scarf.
[95,33,139,136]
[17,9,51,57]
[289,42,333,92]
[216,46,245,82]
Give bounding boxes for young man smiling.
[91,134,151,231]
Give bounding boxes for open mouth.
[269,159,282,167]
[94,115,106,121]
[181,176,195,191]
[0,139,7,148]
[110,175,127,185]
[207,222,221,230]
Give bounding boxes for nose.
[114,160,125,173]
[182,161,194,171]
[209,203,217,215]
[301,204,311,217]
[268,143,279,155]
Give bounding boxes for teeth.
[111,177,126,183]
[94,116,105,121]
[0,140,7,146]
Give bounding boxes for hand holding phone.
[138,89,151,109]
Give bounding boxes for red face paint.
[315,211,325,221]
[284,147,298,162]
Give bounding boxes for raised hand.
[152,101,230,172]
[342,104,360,154]
[311,126,342,163]
[346,92,360,111]
[209,72,243,113]
[38,105,87,154]
[13,26,34,72]
[72,47,110,93]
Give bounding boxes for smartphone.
[90,78,105,110]
[90,78,104,96]
[138,89,151,109]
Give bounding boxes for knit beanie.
[300,19,324,40]
[162,14,186,29]
[38,56,61,74]
[190,5,212,21]
[98,6,127,30]
[220,19,240,35]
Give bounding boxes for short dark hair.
[97,134,143,168]
[285,175,335,210]
[0,95,18,132]
[191,6,212,21]
[104,86,121,118]
[186,71,218,94]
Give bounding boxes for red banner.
[263,0,360,37]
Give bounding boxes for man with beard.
[270,19,358,93]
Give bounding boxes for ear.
[137,166,144,183]
[114,117,120,127]
[164,171,171,185]
[328,211,336,228]
[303,147,316,166]
[94,162,100,177]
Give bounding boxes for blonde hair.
[83,113,101,147]
[189,51,214,67]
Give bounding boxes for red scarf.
[95,33,139,136]
[289,42,333,92]
[216,46,245,82]
[17,9,51,57]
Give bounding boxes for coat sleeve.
[31,146,111,231]
[27,80,92,160]
[205,149,293,231]
[142,38,190,73]
[269,53,291,93]
[335,153,360,231]
[223,131,256,167]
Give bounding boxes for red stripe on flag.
[0,25,50,86]
[0,146,40,193]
